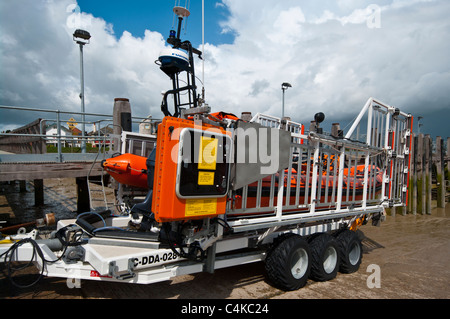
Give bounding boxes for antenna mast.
[158,3,203,118]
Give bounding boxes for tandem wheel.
[335,229,363,274]
[264,234,311,291]
[308,233,340,282]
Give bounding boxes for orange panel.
[151,117,231,223]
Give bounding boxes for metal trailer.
[0,97,413,291]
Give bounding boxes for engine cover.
[151,117,232,222]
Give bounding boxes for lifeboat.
[103,153,383,213]
[231,164,383,212]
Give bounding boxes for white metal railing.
[121,131,157,158]
[227,98,413,230]
[0,105,157,162]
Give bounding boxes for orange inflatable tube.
[102,153,148,189]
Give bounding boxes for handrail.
[0,104,159,162]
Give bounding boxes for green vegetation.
[46,143,110,154]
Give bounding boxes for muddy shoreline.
[0,178,449,299]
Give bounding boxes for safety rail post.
[276,168,285,220]
[335,147,346,211]
[56,110,62,162]
[381,108,391,204]
[309,140,320,214]
[362,101,374,209]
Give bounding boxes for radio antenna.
[158,3,203,117]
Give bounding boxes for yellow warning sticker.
[198,136,218,170]
[198,171,215,186]
[185,198,217,217]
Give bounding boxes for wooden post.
[331,123,340,138]
[447,137,450,203]
[113,98,132,153]
[412,135,417,214]
[19,180,27,193]
[435,136,445,208]
[408,133,415,214]
[425,135,432,215]
[241,112,252,122]
[34,179,44,206]
[444,137,450,201]
[416,134,424,214]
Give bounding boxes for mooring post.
[113,98,132,153]
[412,135,418,214]
[409,132,416,214]
[416,134,424,214]
[436,136,445,208]
[331,123,341,138]
[447,137,450,203]
[34,179,44,206]
[425,135,432,214]
[19,180,27,193]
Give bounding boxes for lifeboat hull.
[102,153,148,189]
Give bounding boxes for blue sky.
[77,0,234,47]
[1,0,449,139]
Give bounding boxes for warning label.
[198,171,215,186]
[185,198,218,217]
[198,136,218,170]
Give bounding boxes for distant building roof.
[71,127,82,135]
[88,126,114,136]
[46,123,71,134]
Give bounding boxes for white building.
[45,124,73,147]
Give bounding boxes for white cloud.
[202,0,450,125]
[1,0,449,139]
[0,0,172,131]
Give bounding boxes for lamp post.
[281,82,292,119]
[73,29,91,153]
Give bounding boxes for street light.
[73,29,91,153]
[281,82,292,119]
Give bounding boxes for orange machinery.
[150,116,232,223]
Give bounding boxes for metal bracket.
[181,106,211,118]
[109,259,136,280]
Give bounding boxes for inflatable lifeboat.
[103,153,383,212]
[232,164,383,212]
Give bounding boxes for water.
[0,178,114,228]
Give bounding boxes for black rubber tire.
[335,229,363,274]
[308,233,340,281]
[265,234,311,291]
